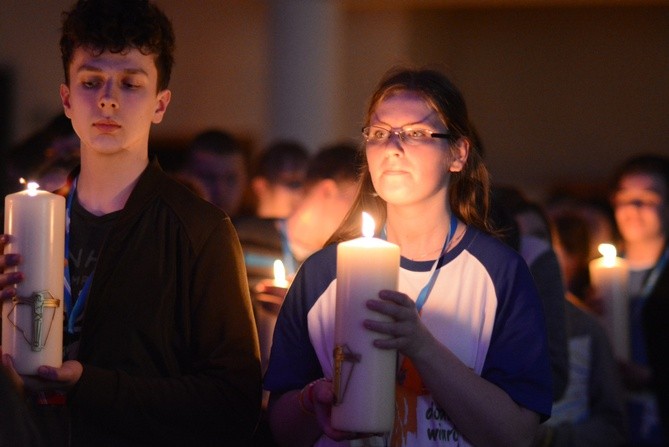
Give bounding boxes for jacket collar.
[66,156,165,224]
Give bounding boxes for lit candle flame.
[598,243,618,267]
[362,212,375,238]
[25,180,40,197]
[273,259,288,287]
[20,178,41,193]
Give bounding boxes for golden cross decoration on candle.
[8,290,61,352]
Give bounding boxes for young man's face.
[60,47,171,159]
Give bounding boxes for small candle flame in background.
[273,259,289,287]
[362,212,375,238]
[598,243,618,267]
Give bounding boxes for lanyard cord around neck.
[64,177,94,334]
[635,245,669,301]
[384,212,458,314]
[277,218,297,277]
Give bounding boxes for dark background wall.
[2,1,668,200]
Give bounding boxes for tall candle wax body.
[589,252,630,361]
[2,187,65,374]
[332,235,400,433]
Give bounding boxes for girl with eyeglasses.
[264,67,552,447]
[609,154,669,446]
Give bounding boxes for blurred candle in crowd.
[254,259,289,302]
[273,259,289,288]
[332,212,400,433]
[589,243,630,360]
[254,259,291,407]
[2,181,65,374]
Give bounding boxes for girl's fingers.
[378,289,412,306]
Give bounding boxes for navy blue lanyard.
[634,245,669,301]
[63,178,93,334]
[277,219,297,277]
[383,213,458,314]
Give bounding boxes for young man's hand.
[2,354,83,394]
[36,360,84,390]
[0,234,24,302]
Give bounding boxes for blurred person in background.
[179,128,249,217]
[535,209,627,447]
[608,154,669,446]
[491,185,569,403]
[234,141,360,447]
[5,113,80,200]
[249,139,310,219]
[235,141,361,291]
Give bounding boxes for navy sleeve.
[264,249,334,393]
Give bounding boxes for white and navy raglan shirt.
[265,226,553,447]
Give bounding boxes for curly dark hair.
[60,0,175,91]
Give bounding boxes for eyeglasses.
[362,125,450,146]
[612,198,662,209]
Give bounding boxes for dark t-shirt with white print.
[64,195,118,357]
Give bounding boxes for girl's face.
[365,91,467,209]
[613,172,668,244]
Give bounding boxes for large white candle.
[2,182,65,374]
[588,243,630,361]
[332,212,400,433]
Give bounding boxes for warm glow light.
[598,243,618,267]
[362,212,375,238]
[26,181,40,197]
[273,259,288,287]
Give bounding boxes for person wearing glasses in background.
[608,154,669,446]
[264,67,552,447]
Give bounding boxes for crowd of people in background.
[0,1,668,446]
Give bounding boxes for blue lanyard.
[634,245,669,301]
[415,213,457,313]
[383,213,458,314]
[277,219,297,277]
[241,219,297,277]
[63,178,94,334]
